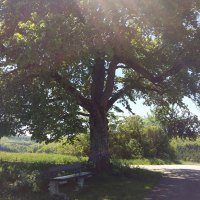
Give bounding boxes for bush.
[72,133,90,157]
[109,116,144,159]
[170,138,200,162]
[141,125,174,159]
[110,132,143,159]
[28,133,90,157]
[109,115,175,160]
[0,162,49,194]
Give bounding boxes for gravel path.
[133,165,200,200]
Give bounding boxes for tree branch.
[91,57,105,104]
[121,58,159,83]
[101,56,119,106]
[155,60,188,82]
[47,97,90,117]
[106,84,131,111]
[121,55,188,84]
[106,76,165,111]
[0,44,6,53]
[1,66,92,112]
[116,65,131,69]
[77,111,90,117]
[50,72,92,112]
[61,111,90,119]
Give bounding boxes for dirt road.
[134,165,200,200]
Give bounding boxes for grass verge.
[179,160,200,165]
[113,158,181,166]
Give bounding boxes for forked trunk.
[89,110,111,172]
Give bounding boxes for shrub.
[109,115,175,160]
[110,132,143,159]
[170,138,200,162]
[141,125,174,159]
[0,162,49,194]
[72,133,90,157]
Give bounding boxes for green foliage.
[141,125,174,159]
[154,106,200,139]
[170,137,200,162]
[0,116,177,162]
[30,141,75,155]
[1,0,200,170]
[0,136,35,152]
[109,116,144,159]
[0,161,49,198]
[0,0,200,144]
[0,152,87,164]
[0,134,90,158]
[11,170,41,192]
[113,158,177,166]
[72,133,89,157]
[110,132,143,159]
[109,115,174,160]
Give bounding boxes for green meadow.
[0,152,87,164]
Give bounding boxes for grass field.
[0,152,87,164]
[0,152,162,200]
[0,151,180,165]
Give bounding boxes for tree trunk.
[89,109,111,173]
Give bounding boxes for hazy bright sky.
[118,97,200,118]
[115,70,200,118]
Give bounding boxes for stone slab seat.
[51,171,92,182]
[48,163,92,199]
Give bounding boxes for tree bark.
[89,108,111,172]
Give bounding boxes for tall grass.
[0,151,178,166]
[0,152,87,164]
[170,137,200,163]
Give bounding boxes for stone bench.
[48,163,92,199]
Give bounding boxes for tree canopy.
[0,0,200,170]
[154,105,200,139]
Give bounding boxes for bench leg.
[49,181,59,196]
[77,177,85,188]
[49,181,68,200]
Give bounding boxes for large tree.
[0,0,200,171]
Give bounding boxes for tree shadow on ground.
[69,167,161,200]
[144,169,200,200]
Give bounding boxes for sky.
[117,97,200,118]
[115,70,200,119]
